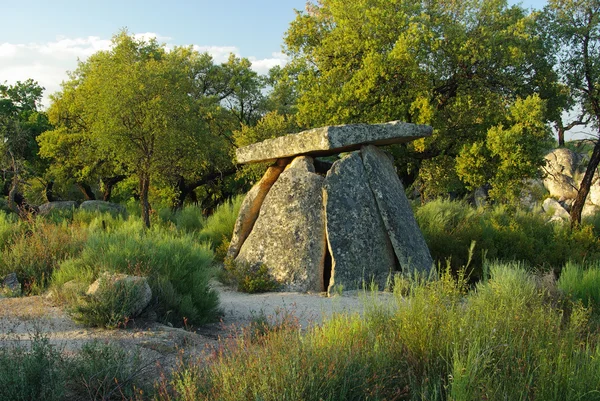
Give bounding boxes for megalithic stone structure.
[229,120,434,294]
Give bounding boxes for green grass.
[158,263,600,401]
[51,218,219,327]
[416,199,600,279]
[558,261,600,308]
[0,333,146,401]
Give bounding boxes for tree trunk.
[101,175,126,201]
[76,182,96,200]
[557,127,565,147]
[45,181,56,202]
[570,138,600,226]
[139,173,151,228]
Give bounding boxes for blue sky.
[1,0,549,106]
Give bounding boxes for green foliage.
[282,0,561,198]
[55,219,219,326]
[0,333,146,401]
[0,210,22,249]
[69,274,148,329]
[0,220,87,294]
[415,199,600,279]
[222,257,280,293]
[160,264,600,401]
[558,261,600,308]
[457,95,554,202]
[0,333,65,401]
[67,341,145,400]
[198,195,243,251]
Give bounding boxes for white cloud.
[0,34,289,108]
[192,45,240,63]
[248,52,290,75]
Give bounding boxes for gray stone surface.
[543,148,582,199]
[542,198,570,220]
[236,156,327,292]
[361,145,433,274]
[87,273,152,318]
[227,160,289,259]
[1,273,21,297]
[324,152,396,292]
[38,201,77,216]
[236,121,432,164]
[79,200,127,215]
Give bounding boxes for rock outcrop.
[87,273,152,318]
[0,273,21,297]
[324,152,396,292]
[38,201,78,216]
[543,148,581,200]
[79,200,127,215]
[236,157,327,292]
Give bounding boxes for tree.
[41,32,216,227]
[282,0,561,196]
[545,0,600,225]
[0,79,50,213]
[456,95,553,202]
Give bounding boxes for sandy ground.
[0,283,395,373]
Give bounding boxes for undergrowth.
[158,262,600,401]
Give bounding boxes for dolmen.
[228,120,434,294]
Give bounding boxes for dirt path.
[0,285,395,372]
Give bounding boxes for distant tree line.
[1,0,599,226]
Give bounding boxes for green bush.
[222,257,280,293]
[0,333,146,401]
[67,340,146,399]
[558,261,600,308]
[160,263,600,401]
[54,220,219,327]
[0,220,87,294]
[69,274,149,329]
[0,333,66,401]
[0,211,22,250]
[159,205,206,233]
[416,199,600,279]
[199,195,243,252]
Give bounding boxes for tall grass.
[416,199,600,279]
[198,195,243,250]
[558,261,600,308]
[160,263,600,401]
[0,220,87,294]
[0,333,147,400]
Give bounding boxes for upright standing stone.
[227,159,289,259]
[236,156,327,292]
[361,145,433,274]
[324,152,396,292]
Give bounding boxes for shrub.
[199,196,243,252]
[0,332,65,401]
[55,220,219,327]
[160,264,600,400]
[0,333,146,401]
[67,340,146,400]
[558,261,600,308]
[0,211,22,250]
[69,274,150,329]
[0,220,87,294]
[222,257,280,293]
[415,199,600,279]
